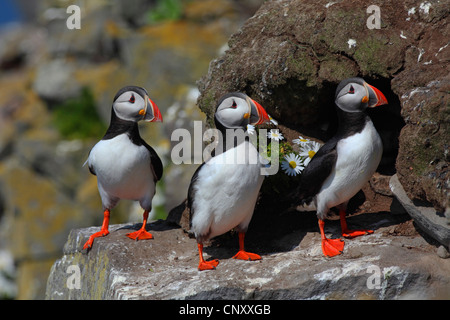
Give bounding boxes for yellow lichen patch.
[1,165,81,259]
[139,20,227,59]
[16,258,55,300]
[184,0,235,21]
[74,60,125,102]
[76,174,102,213]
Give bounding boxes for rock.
[0,162,86,299]
[390,174,450,249]
[33,59,82,103]
[0,249,17,299]
[394,78,449,212]
[197,0,448,212]
[437,245,450,259]
[46,214,450,300]
[111,0,157,28]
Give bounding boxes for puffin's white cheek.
[219,109,243,127]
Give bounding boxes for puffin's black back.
[296,139,338,205]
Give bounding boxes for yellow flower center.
[289,161,297,169]
[308,150,316,159]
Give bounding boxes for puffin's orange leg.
[83,209,110,250]
[232,232,261,261]
[197,243,219,271]
[126,210,153,240]
[339,209,373,238]
[319,219,344,257]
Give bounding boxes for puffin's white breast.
[191,141,264,239]
[316,120,382,217]
[88,134,154,201]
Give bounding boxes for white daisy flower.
[267,129,284,141]
[300,140,321,166]
[281,153,304,176]
[246,124,256,135]
[292,135,310,145]
[268,114,278,125]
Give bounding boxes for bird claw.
[232,250,261,261]
[321,238,344,257]
[126,229,153,241]
[342,229,373,239]
[82,229,109,250]
[198,259,219,271]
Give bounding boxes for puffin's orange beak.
[366,83,388,107]
[250,99,270,125]
[147,97,163,122]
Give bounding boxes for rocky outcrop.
[46,214,450,300]
[197,0,449,213]
[390,174,450,250]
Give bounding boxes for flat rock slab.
[390,174,450,248]
[46,212,450,300]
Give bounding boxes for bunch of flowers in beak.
[246,112,322,177]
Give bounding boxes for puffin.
[82,86,163,250]
[187,92,271,271]
[297,77,388,257]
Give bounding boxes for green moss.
[148,0,183,24]
[198,90,217,127]
[318,55,358,82]
[286,50,316,84]
[354,36,388,77]
[52,87,106,140]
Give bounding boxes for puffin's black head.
[214,92,270,130]
[112,86,162,123]
[335,77,388,113]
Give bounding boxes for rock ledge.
[46,215,450,300]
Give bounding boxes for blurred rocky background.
[0,0,263,299]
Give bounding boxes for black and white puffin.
[83,86,163,250]
[187,92,270,271]
[297,77,388,257]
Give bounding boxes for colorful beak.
[249,99,270,125]
[144,97,163,122]
[366,83,388,107]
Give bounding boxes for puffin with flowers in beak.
[83,86,163,251]
[187,92,271,271]
[297,77,388,257]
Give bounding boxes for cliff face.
[46,216,449,300]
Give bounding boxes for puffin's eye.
[348,85,355,94]
[230,100,237,109]
[129,94,135,103]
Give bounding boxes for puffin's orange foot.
[232,250,261,261]
[342,229,373,239]
[321,238,344,257]
[82,230,109,250]
[126,229,153,241]
[198,259,219,271]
